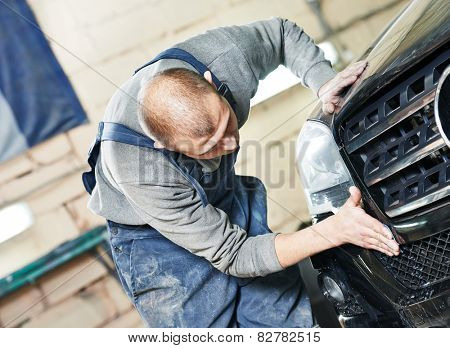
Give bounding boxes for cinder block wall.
[0,0,408,327]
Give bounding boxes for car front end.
[296,0,450,327]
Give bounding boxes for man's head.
[138,68,239,159]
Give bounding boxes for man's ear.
[154,141,165,149]
[203,71,217,90]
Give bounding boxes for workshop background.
[0,0,409,328]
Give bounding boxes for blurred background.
[0,0,408,328]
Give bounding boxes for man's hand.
[316,186,400,256]
[274,186,399,269]
[318,61,368,115]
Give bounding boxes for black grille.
[341,47,450,217]
[363,104,441,185]
[381,146,449,215]
[338,47,450,291]
[375,230,450,290]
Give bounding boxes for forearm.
[118,169,285,278]
[279,18,336,93]
[221,17,336,94]
[274,220,338,268]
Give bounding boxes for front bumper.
[311,224,450,327]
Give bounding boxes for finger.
[352,60,367,66]
[359,214,393,240]
[322,102,335,114]
[340,61,366,74]
[343,186,361,208]
[356,62,368,73]
[340,68,365,80]
[358,215,398,250]
[339,61,367,78]
[383,225,395,240]
[359,213,398,243]
[340,65,364,78]
[334,103,343,114]
[323,95,340,104]
[354,64,366,75]
[327,75,358,98]
[349,60,368,70]
[336,75,358,91]
[349,186,362,206]
[364,241,394,257]
[365,230,399,253]
[364,237,394,256]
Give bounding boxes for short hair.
[137,68,219,147]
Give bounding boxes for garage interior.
[0,0,409,328]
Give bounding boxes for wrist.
[306,62,336,97]
[317,79,329,99]
[314,216,343,247]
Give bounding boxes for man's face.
[173,93,240,160]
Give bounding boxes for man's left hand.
[318,60,368,115]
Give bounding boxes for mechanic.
[83,18,400,328]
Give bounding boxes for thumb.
[344,186,361,208]
[322,102,335,115]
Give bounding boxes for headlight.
[295,120,354,215]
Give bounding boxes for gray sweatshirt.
[88,17,336,278]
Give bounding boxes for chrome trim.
[347,91,436,153]
[387,185,450,217]
[366,138,447,186]
[435,65,450,147]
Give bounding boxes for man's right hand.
[315,186,400,256]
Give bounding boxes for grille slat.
[375,230,450,290]
[365,108,446,186]
[345,49,449,154]
[383,147,449,217]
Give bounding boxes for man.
[84,18,400,327]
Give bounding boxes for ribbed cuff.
[304,61,336,96]
[258,232,285,276]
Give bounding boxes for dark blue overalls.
[83,48,312,328]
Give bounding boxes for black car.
[296,0,449,327]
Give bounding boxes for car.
[295,0,449,327]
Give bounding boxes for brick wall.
[0,0,408,327]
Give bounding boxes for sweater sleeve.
[219,17,336,95]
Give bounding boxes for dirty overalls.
[83,48,312,328]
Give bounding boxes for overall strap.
[82,122,103,194]
[82,122,155,195]
[101,122,155,149]
[135,48,237,111]
[83,121,209,205]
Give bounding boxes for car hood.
[310,0,450,128]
